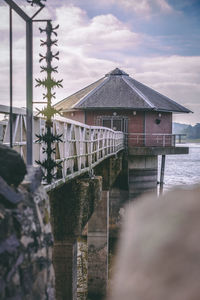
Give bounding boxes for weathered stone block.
[0,165,55,300]
[49,176,102,239]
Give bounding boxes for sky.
[0,0,200,124]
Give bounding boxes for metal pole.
[160,154,166,195]
[26,20,33,165]
[5,0,45,164]
[9,6,13,148]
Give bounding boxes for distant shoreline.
[182,139,200,144]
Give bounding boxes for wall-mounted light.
[113,112,117,116]
[71,112,74,117]
[133,111,136,116]
[158,113,162,118]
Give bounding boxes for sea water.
[158,143,200,192]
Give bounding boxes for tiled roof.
[54,68,191,113]
[54,77,106,111]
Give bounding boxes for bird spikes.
[35,132,63,144]
[39,23,59,36]
[40,66,58,73]
[27,0,46,7]
[35,77,63,89]
[35,158,62,183]
[39,51,59,63]
[35,106,62,119]
[42,92,56,100]
[40,39,58,47]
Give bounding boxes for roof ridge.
[122,76,155,109]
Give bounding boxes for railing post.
[63,123,67,178]
[20,115,23,156]
[26,19,33,165]
[88,128,92,168]
[160,154,166,195]
[163,135,165,147]
[114,132,115,152]
[9,6,13,148]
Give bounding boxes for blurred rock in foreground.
[108,184,200,300]
[0,144,27,187]
[0,156,55,299]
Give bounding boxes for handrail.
[1,113,124,189]
[126,133,186,147]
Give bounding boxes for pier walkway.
[0,104,124,190]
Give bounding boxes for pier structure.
[55,67,190,200]
[0,68,191,299]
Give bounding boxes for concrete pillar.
[53,239,77,300]
[109,187,128,237]
[128,155,158,199]
[49,177,102,300]
[88,190,109,300]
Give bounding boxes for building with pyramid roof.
[55,68,191,197]
[55,68,190,147]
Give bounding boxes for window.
[102,119,111,128]
[101,116,128,132]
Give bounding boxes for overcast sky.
[0,0,200,124]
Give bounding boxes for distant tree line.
[183,123,200,139]
[173,122,200,139]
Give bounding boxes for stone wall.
[0,167,55,299]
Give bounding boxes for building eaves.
[126,77,191,113]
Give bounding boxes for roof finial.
[105,68,129,77]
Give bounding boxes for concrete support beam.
[53,239,77,300]
[49,176,102,300]
[94,153,123,190]
[128,155,158,199]
[88,190,109,300]
[109,187,128,237]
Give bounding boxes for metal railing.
[1,111,124,188]
[126,133,186,147]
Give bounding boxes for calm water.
[158,143,200,191]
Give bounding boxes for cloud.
[55,5,140,55]
[0,3,199,125]
[44,0,174,18]
[73,0,174,17]
[115,0,173,15]
[126,55,200,124]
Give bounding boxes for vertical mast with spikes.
[35,21,63,184]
